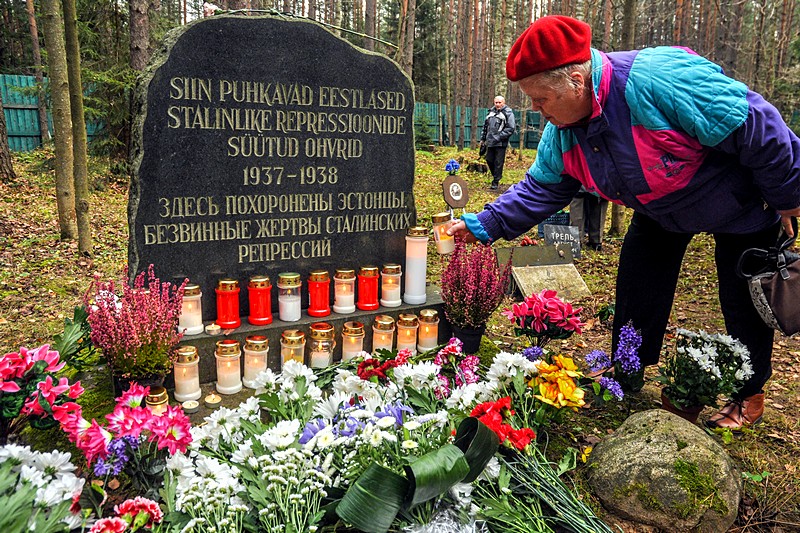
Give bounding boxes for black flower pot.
[451,324,486,354]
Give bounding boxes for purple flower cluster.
[93,436,139,477]
[299,402,416,444]
[523,346,544,362]
[441,241,511,328]
[614,322,642,375]
[599,377,624,401]
[584,349,611,373]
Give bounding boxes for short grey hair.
[533,60,592,92]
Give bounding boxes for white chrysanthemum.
[253,368,279,394]
[403,420,421,431]
[313,391,350,420]
[486,351,538,387]
[368,430,384,446]
[166,452,194,476]
[280,360,317,385]
[19,464,46,488]
[401,439,419,450]
[479,457,501,480]
[375,416,396,429]
[445,382,485,411]
[236,396,262,420]
[258,419,301,451]
[0,444,35,468]
[32,450,74,477]
[230,439,254,464]
[397,362,441,390]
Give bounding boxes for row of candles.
[172,310,441,407]
[177,217,456,333]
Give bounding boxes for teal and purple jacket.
[467,47,800,242]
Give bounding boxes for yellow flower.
[529,354,586,410]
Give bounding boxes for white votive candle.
[243,335,268,389]
[432,212,456,254]
[372,315,395,353]
[178,283,204,335]
[404,226,429,304]
[281,330,306,368]
[215,339,242,395]
[308,322,335,368]
[417,309,440,353]
[173,345,202,402]
[278,272,302,322]
[396,314,418,355]
[380,264,402,307]
[333,269,356,314]
[341,321,365,362]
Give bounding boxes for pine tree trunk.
[130,0,148,70]
[0,94,17,184]
[364,0,376,51]
[40,0,77,240]
[62,0,91,256]
[26,0,50,143]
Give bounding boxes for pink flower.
[148,405,192,455]
[117,383,149,409]
[435,374,451,399]
[106,406,153,438]
[90,517,128,533]
[395,349,413,365]
[21,344,65,374]
[55,405,91,443]
[77,420,113,465]
[0,379,20,393]
[115,496,163,527]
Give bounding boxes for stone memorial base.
[171,285,449,387]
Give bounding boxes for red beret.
[506,16,592,81]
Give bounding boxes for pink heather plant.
[502,289,584,348]
[85,265,186,378]
[440,239,511,328]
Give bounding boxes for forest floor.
[1,145,798,531]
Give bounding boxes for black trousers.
[485,146,507,184]
[611,212,781,399]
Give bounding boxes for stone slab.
[129,15,416,320]
[511,263,591,301]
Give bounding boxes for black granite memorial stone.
[129,15,416,320]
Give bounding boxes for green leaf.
[336,463,409,533]
[453,417,500,483]
[556,447,577,476]
[404,444,469,507]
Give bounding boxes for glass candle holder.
[372,314,395,353]
[215,339,242,395]
[178,283,204,335]
[145,386,169,416]
[243,335,268,389]
[357,266,380,311]
[417,309,440,353]
[280,329,306,368]
[431,212,456,254]
[308,270,331,317]
[215,278,241,328]
[404,226,429,304]
[380,264,402,308]
[173,345,201,402]
[333,269,356,314]
[308,322,335,368]
[396,313,419,354]
[341,321,365,362]
[248,275,273,326]
[277,272,302,322]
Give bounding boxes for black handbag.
[737,218,800,336]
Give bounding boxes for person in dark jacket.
[480,96,516,190]
[450,15,800,430]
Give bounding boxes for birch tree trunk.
[0,94,17,183]
[41,0,77,240]
[26,0,50,143]
[62,0,91,256]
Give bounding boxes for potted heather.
[85,265,186,392]
[440,239,511,353]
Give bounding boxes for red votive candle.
[357,266,380,311]
[308,270,331,317]
[215,278,241,328]
[248,275,273,325]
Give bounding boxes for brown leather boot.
[705,393,764,430]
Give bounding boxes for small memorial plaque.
[129,16,416,319]
[542,224,581,259]
[442,175,468,209]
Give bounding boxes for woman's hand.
[446,220,478,243]
[777,208,800,237]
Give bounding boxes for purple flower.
[93,437,133,476]
[599,377,624,401]
[375,402,414,427]
[585,349,611,372]
[523,346,544,362]
[614,323,642,374]
[336,416,363,437]
[299,419,327,445]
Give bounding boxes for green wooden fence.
[3,74,540,152]
[1,74,103,151]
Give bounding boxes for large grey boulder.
[587,409,741,532]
